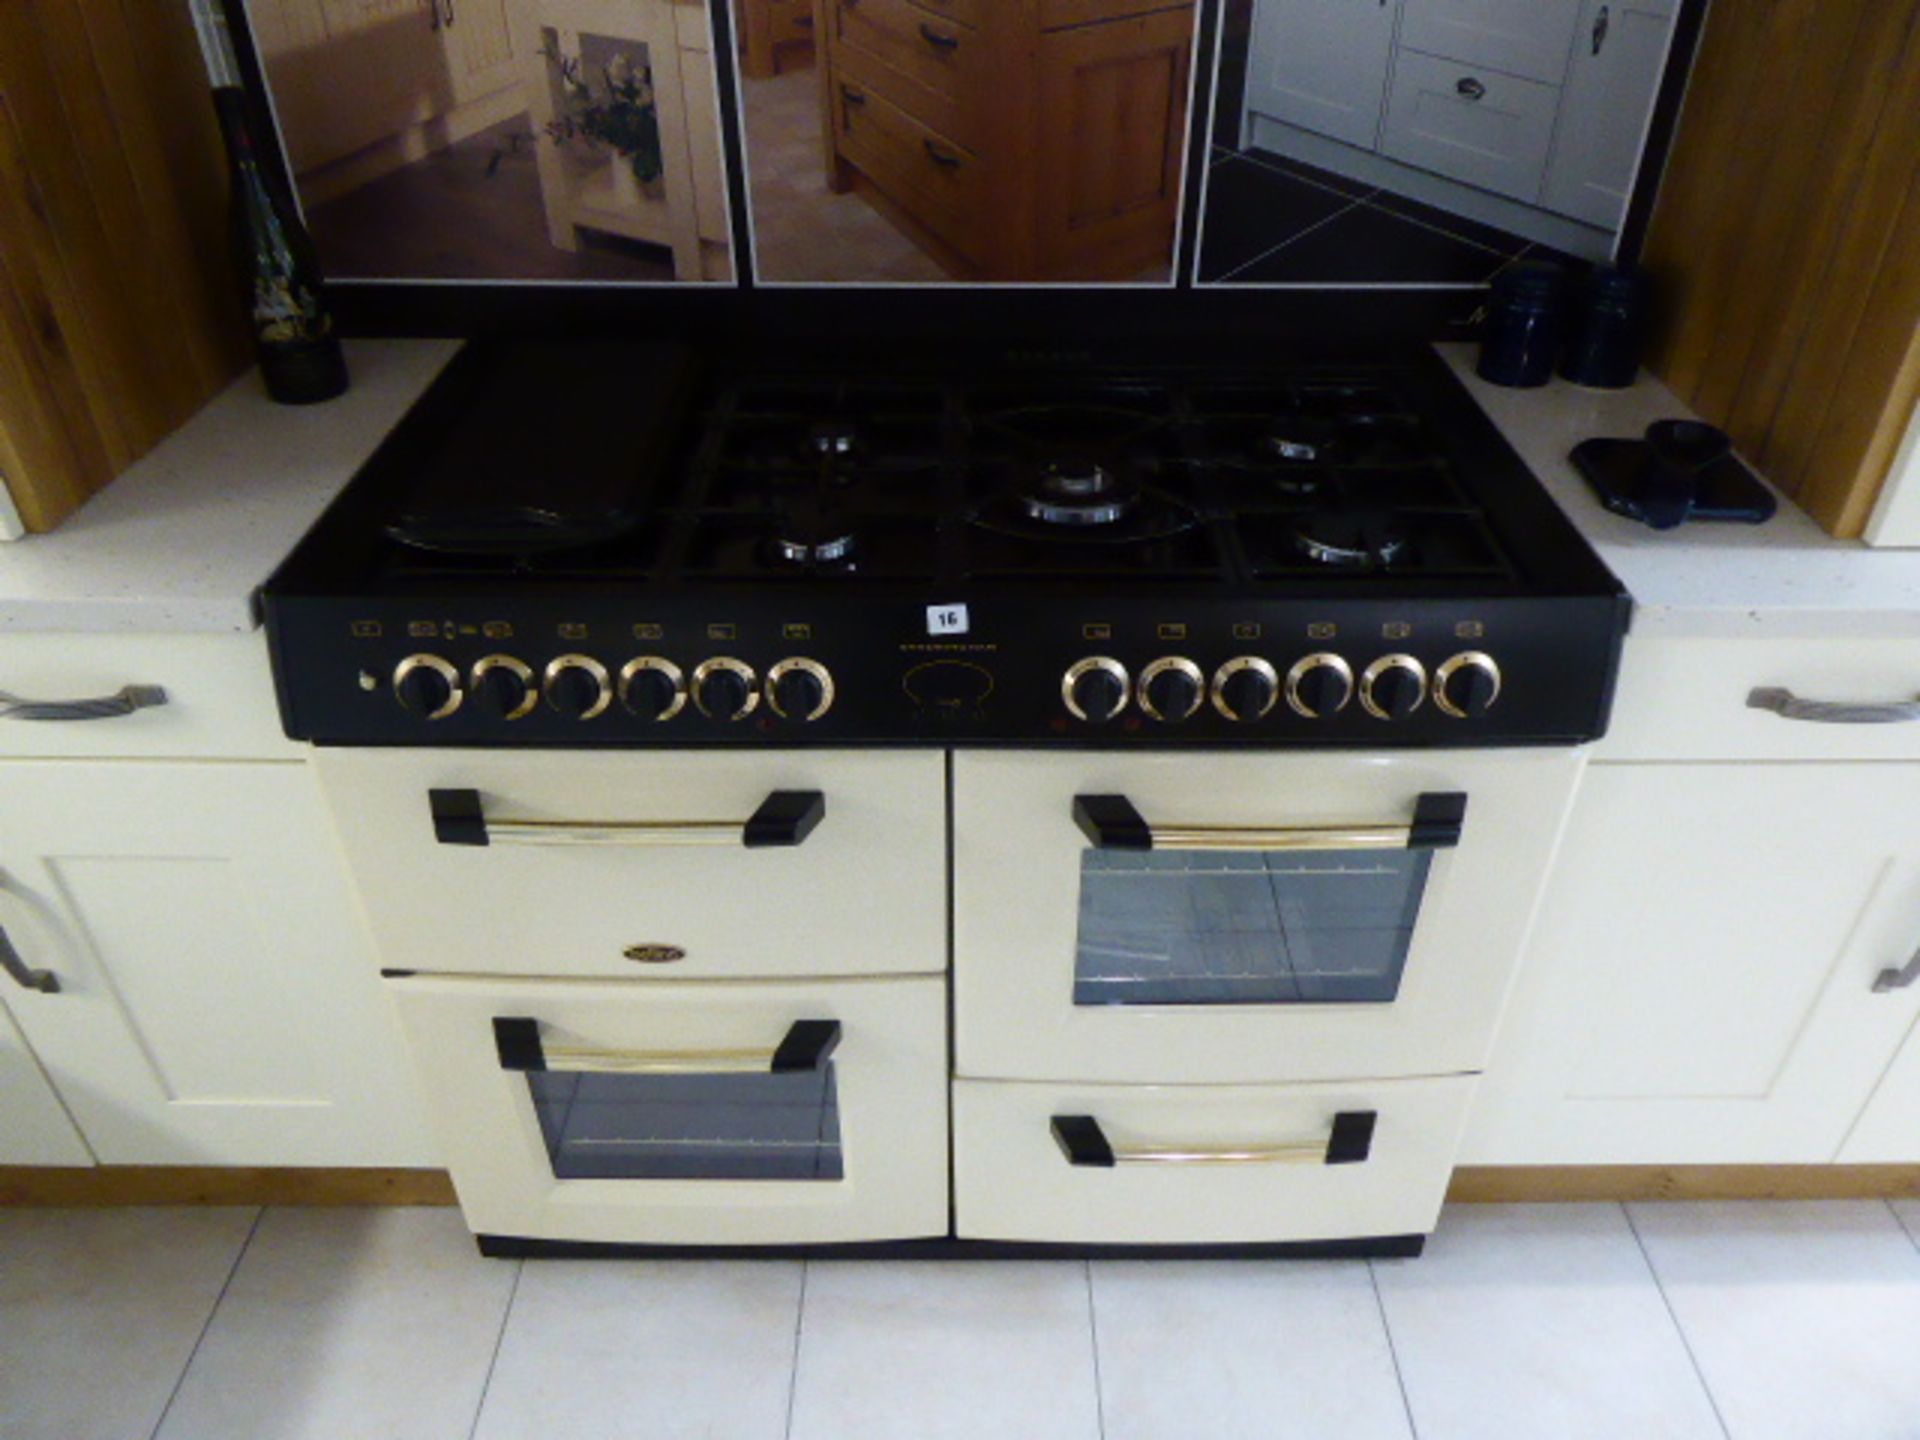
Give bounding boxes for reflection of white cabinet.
[1380,50,1562,202]
[0,1000,90,1166]
[1542,0,1680,230]
[1398,0,1583,84]
[1246,0,1397,151]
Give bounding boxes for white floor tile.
[1091,1260,1412,1440]
[472,1259,802,1440]
[153,1207,517,1440]
[1630,1199,1920,1440]
[0,1206,256,1440]
[788,1261,1100,1440]
[1374,1204,1724,1440]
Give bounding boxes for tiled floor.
[7,1201,1920,1439]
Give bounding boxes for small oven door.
[387,974,948,1246]
[953,749,1583,1085]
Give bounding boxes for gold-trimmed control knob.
[1211,656,1279,722]
[470,654,536,720]
[1138,657,1205,722]
[767,657,835,722]
[393,654,462,720]
[543,654,612,719]
[1063,657,1129,723]
[619,657,686,722]
[1360,653,1428,720]
[692,657,760,721]
[1286,652,1354,719]
[1435,651,1502,719]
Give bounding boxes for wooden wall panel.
[1643,0,1920,537]
[0,1,250,534]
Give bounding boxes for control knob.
[1286,653,1354,719]
[619,657,686,721]
[543,654,612,719]
[693,657,760,721]
[1212,656,1279,723]
[393,654,462,720]
[1062,657,1129,723]
[470,655,536,720]
[1360,654,1428,720]
[767,657,835,722]
[1138,657,1204,723]
[1435,651,1502,719]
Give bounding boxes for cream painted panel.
[389,974,948,1245]
[313,749,945,980]
[0,999,91,1166]
[0,762,434,1166]
[0,632,296,760]
[953,748,1581,1084]
[1465,763,1920,1164]
[1595,636,1920,762]
[953,1074,1473,1244]
[1841,1017,1920,1163]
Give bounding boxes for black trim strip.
[475,1233,1428,1260]
[493,1017,546,1072]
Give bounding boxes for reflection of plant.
[541,46,663,185]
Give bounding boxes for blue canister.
[1477,261,1566,389]
[1560,266,1647,389]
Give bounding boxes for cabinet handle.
[428,0,439,29]
[1456,77,1487,101]
[1071,791,1465,852]
[1875,946,1920,993]
[840,84,866,107]
[0,684,167,722]
[0,925,58,994]
[494,1017,841,1074]
[429,787,826,848]
[1051,1112,1377,1167]
[442,0,455,26]
[1746,687,1920,725]
[918,21,960,50]
[1592,4,1610,55]
[922,138,962,170]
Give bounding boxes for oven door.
[953,749,1582,1084]
[386,974,948,1245]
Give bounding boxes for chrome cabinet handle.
[1875,946,1920,993]
[0,684,166,722]
[429,788,825,848]
[494,1017,840,1075]
[1456,77,1487,100]
[0,925,58,994]
[1052,1112,1377,1167]
[1747,687,1920,725]
[1072,791,1465,852]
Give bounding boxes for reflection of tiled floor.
[305,117,690,283]
[743,66,954,284]
[1196,147,1579,286]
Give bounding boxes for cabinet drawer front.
[1381,50,1559,202]
[1398,0,1583,84]
[954,1075,1474,1244]
[834,81,987,256]
[314,750,946,980]
[1038,0,1192,31]
[1596,637,1920,762]
[394,974,950,1245]
[0,632,295,760]
[826,0,979,116]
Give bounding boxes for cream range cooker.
[263,339,1626,1257]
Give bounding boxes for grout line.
[1085,1260,1108,1440]
[1621,1203,1734,1440]
[464,1257,526,1440]
[1357,195,1513,258]
[782,1261,810,1440]
[147,1205,267,1440]
[1211,199,1364,284]
[1365,1258,1423,1440]
[1885,1198,1920,1256]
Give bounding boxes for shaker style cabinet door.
[0,762,434,1167]
[1397,0,1583,84]
[1540,0,1679,229]
[1379,49,1560,202]
[1245,0,1399,151]
[1464,764,1920,1164]
[0,1000,91,1166]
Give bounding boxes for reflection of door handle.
[841,85,866,106]
[1592,5,1610,55]
[923,139,962,170]
[918,21,960,50]
[1456,77,1487,101]
[443,0,456,27]
[0,924,58,994]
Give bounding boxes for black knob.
[1362,657,1426,720]
[1068,665,1127,723]
[695,661,758,721]
[1214,660,1278,722]
[474,661,533,719]
[1436,653,1501,718]
[623,666,680,721]
[395,658,456,718]
[1142,663,1202,722]
[545,658,609,719]
[1289,656,1353,719]
[771,664,828,722]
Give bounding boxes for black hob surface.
[264,340,1629,747]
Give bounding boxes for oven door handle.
[429,788,826,848]
[1050,1112,1377,1167]
[493,1017,842,1075]
[1071,792,1465,851]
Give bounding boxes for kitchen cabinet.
[1397,0,1583,85]
[0,1000,91,1166]
[1244,0,1396,152]
[738,0,814,77]
[1379,49,1561,203]
[1541,0,1680,230]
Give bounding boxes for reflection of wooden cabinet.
[820,0,1196,280]
[738,0,816,78]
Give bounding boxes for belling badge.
[622,944,687,964]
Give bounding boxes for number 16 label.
[926,604,970,636]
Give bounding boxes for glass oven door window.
[526,1067,845,1181]
[1072,848,1434,1006]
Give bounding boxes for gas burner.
[1019,459,1138,527]
[807,421,861,457]
[1261,415,1342,464]
[771,531,857,566]
[768,495,859,569]
[1293,508,1411,569]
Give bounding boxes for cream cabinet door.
[1839,1016,1920,1162]
[1397,0,1583,84]
[0,999,91,1166]
[0,761,433,1167]
[1245,0,1399,151]
[1465,764,1920,1164]
[1540,0,1678,229]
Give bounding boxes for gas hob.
[263,340,1629,748]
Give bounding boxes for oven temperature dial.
[1435,651,1502,718]
[1138,657,1205,722]
[543,654,612,719]
[470,655,536,720]
[1360,654,1428,720]
[1286,653,1354,719]
[1062,657,1129,723]
[767,657,835,722]
[692,657,760,721]
[393,654,463,720]
[1212,656,1279,723]
[619,657,686,721]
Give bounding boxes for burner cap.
[770,495,858,567]
[807,421,860,457]
[1019,459,1138,527]
[1261,415,1341,464]
[1293,508,1410,569]
[772,531,857,566]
